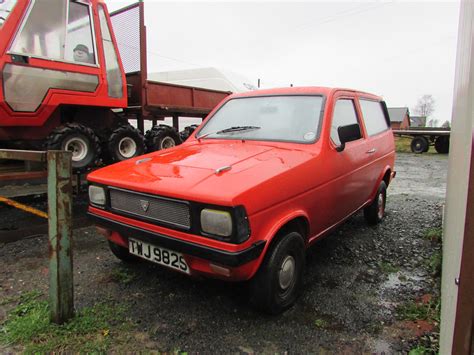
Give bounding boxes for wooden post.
[47,150,74,324]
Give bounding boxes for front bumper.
[88,212,265,268]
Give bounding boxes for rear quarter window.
[359,99,389,136]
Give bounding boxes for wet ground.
[0,152,448,353]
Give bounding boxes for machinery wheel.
[108,241,138,263]
[434,136,450,154]
[145,124,182,152]
[179,124,199,142]
[364,181,387,225]
[410,136,429,154]
[106,124,146,163]
[46,123,100,170]
[249,231,305,314]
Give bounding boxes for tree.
[413,94,435,118]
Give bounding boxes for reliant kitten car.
[88,87,396,314]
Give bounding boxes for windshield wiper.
[197,126,261,140]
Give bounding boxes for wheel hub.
[161,137,176,149]
[64,137,88,162]
[118,137,137,158]
[279,255,296,290]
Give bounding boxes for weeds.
[314,318,328,329]
[0,290,133,353]
[409,345,432,355]
[379,261,399,274]
[423,228,442,242]
[110,266,135,284]
[396,299,440,323]
[428,251,442,276]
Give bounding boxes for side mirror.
[336,123,362,152]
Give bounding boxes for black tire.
[179,124,199,142]
[249,231,305,314]
[410,136,429,154]
[364,181,387,225]
[434,136,450,154]
[106,124,146,163]
[108,241,138,263]
[46,123,100,171]
[145,125,182,152]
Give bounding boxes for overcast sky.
[108,0,460,125]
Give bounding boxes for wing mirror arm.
[336,143,345,152]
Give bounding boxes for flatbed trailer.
[393,127,451,154]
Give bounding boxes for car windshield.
[0,0,17,28]
[197,95,324,143]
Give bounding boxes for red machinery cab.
[0,0,133,168]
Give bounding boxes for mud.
[0,152,448,353]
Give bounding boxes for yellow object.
[0,196,48,219]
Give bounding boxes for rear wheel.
[249,231,305,314]
[106,124,146,162]
[410,136,429,154]
[46,123,100,171]
[364,181,387,225]
[145,125,182,152]
[434,136,450,154]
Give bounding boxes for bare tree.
[414,94,435,118]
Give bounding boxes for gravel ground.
[0,152,448,353]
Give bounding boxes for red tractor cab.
[0,0,230,170]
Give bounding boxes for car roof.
[230,87,381,100]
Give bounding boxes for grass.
[395,137,434,153]
[396,299,440,323]
[428,251,442,276]
[423,227,443,242]
[0,291,134,353]
[409,345,432,355]
[379,261,399,274]
[110,266,135,284]
[314,318,329,329]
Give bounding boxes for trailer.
[0,0,230,170]
[392,127,451,154]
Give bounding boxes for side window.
[10,0,96,65]
[65,2,96,64]
[10,0,68,60]
[330,99,361,146]
[359,100,389,136]
[0,0,18,28]
[98,5,123,98]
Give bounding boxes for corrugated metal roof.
[388,107,409,122]
[410,116,427,127]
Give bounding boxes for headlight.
[88,185,106,206]
[201,209,233,237]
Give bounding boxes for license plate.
[129,238,190,274]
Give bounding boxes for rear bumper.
[88,212,265,268]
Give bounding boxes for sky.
[108,0,461,125]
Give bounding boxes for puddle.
[372,338,391,354]
[381,270,424,291]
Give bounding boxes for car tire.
[145,125,182,152]
[249,231,305,314]
[46,123,100,171]
[106,124,146,163]
[434,136,450,154]
[364,181,387,225]
[410,136,429,154]
[108,241,138,263]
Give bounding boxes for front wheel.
[249,231,305,314]
[364,181,387,225]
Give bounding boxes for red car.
[88,87,395,314]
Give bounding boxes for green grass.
[396,299,440,323]
[409,345,432,355]
[379,261,399,274]
[110,266,135,284]
[0,291,133,353]
[314,318,329,329]
[423,227,443,242]
[428,251,442,276]
[395,137,434,153]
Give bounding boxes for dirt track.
[0,152,448,353]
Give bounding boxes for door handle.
[366,148,376,154]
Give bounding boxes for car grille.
[109,188,191,229]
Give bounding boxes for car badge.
[140,200,150,212]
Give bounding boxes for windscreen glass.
[0,0,17,28]
[197,96,323,143]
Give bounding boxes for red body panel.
[87,87,396,281]
[0,0,127,131]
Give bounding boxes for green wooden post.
[47,150,74,324]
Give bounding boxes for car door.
[325,95,372,224]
